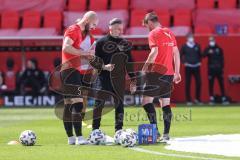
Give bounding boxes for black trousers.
[208,69,225,97]
[92,76,124,132]
[185,66,201,102]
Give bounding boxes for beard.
[82,23,90,36]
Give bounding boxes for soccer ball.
[89,129,106,145]
[126,128,138,142]
[19,130,36,146]
[114,129,125,145]
[120,131,137,147]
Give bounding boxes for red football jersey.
[148,27,177,75]
[62,24,94,74]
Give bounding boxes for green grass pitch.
[0,106,240,160]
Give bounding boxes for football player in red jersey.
[141,12,181,142]
[61,11,98,145]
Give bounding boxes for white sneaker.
[68,136,76,145]
[76,136,88,145]
[159,134,170,143]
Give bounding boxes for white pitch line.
[130,147,229,160]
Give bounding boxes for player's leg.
[142,96,161,138]
[216,72,228,104]
[208,72,215,104]
[92,99,105,130]
[115,99,124,132]
[63,98,75,145]
[159,98,172,141]
[142,96,156,124]
[194,67,202,104]
[70,97,88,145]
[158,75,174,142]
[185,67,192,105]
[81,73,93,127]
[61,69,87,145]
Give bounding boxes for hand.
[88,50,95,56]
[103,64,115,71]
[173,73,181,84]
[130,81,137,94]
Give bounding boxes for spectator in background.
[49,57,62,94]
[180,34,202,105]
[4,58,17,95]
[203,36,229,105]
[0,71,5,95]
[19,59,47,96]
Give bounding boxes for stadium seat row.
[130,9,192,27]
[67,0,240,11]
[0,10,62,33]
[67,0,129,11]
[1,9,240,36]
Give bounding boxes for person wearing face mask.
[180,34,202,105]
[91,18,136,133]
[203,36,229,105]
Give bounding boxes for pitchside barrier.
[0,35,239,107]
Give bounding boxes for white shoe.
[68,136,76,145]
[159,134,170,143]
[76,136,88,145]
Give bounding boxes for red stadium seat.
[43,11,62,33]
[130,9,170,27]
[218,0,237,9]
[131,0,195,10]
[227,26,237,34]
[64,10,129,33]
[130,9,147,27]
[22,10,41,28]
[197,0,215,9]
[89,0,108,11]
[236,27,240,33]
[195,10,240,28]
[1,11,19,29]
[90,28,104,35]
[171,0,195,10]
[126,27,149,35]
[173,10,192,26]
[170,26,191,36]
[68,0,87,11]
[0,29,18,36]
[155,10,171,27]
[195,25,213,34]
[17,28,58,36]
[111,0,129,9]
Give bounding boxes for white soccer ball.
[120,131,137,147]
[19,130,36,146]
[114,129,125,145]
[126,128,138,142]
[89,129,106,145]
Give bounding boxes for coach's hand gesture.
[103,64,115,71]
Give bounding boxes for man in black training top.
[203,36,229,105]
[91,18,136,132]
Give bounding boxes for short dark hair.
[109,18,123,26]
[143,12,159,25]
